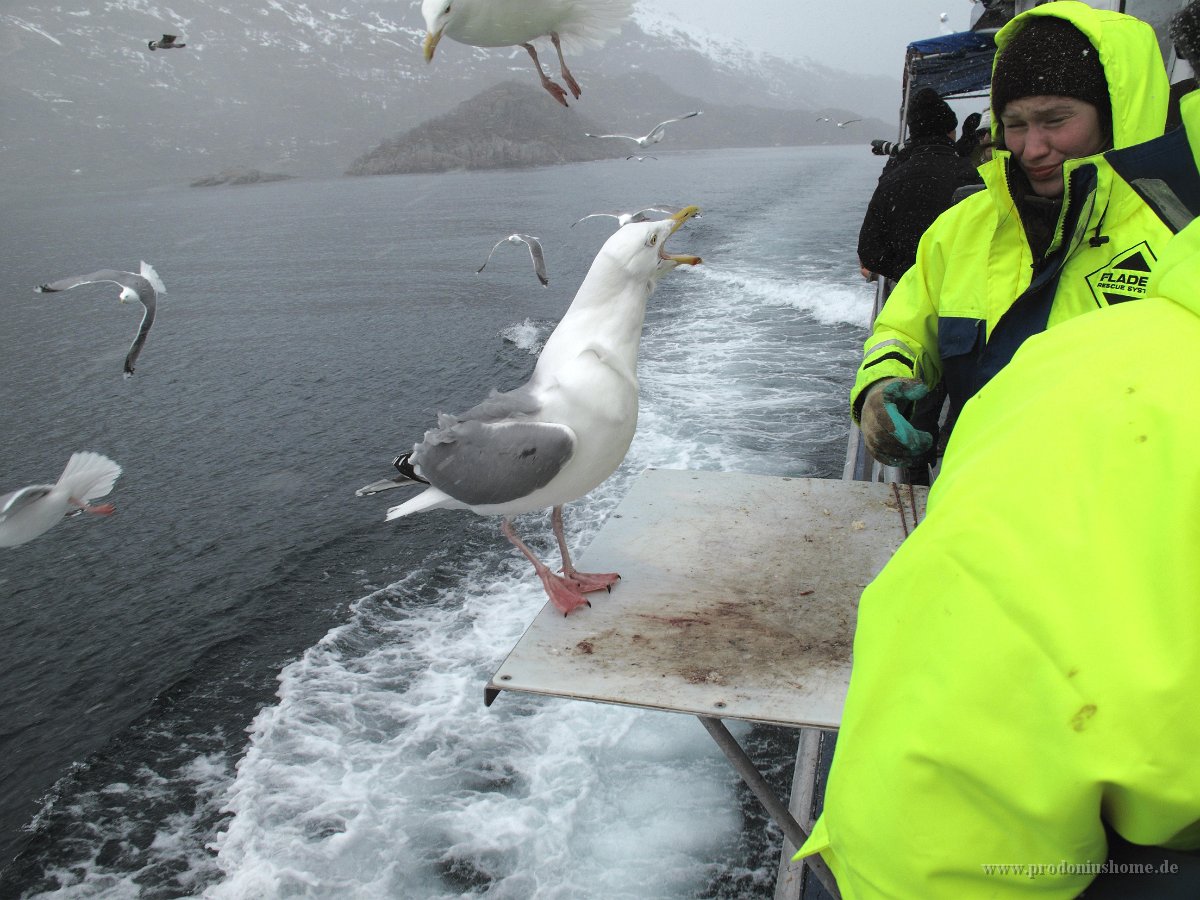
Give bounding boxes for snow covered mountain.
[0,1,898,191]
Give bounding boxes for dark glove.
[859,377,934,467]
[961,112,982,138]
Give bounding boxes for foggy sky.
[647,0,975,78]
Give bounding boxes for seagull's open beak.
[423,29,443,62]
[662,205,702,266]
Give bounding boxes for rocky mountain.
[0,1,901,193]
[349,76,890,177]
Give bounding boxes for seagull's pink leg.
[552,506,620,593]
[70,498,115,516]
[550,32,582,99]
[501,517,590,615]
[522,42,569,107]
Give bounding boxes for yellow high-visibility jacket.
[850,1,1170,425]
[799,89,1200,900]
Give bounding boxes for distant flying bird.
[148,34,186,50]
[571,205,689,229]
[837,118,862,128]
[35,261,164,377]
[815,116,831,122]
[357,207,702,615]
[0,452,122,548]
[477,234,550,287]
[625,156,657,162]
[585,111,702,149]
[421,0,633,107]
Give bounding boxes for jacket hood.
[992,1,1168,152]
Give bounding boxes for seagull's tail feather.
[385,486,457,521]
[139,261,167,295]
[57,452,122,503]
[554,0,634,53]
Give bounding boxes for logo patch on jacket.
[1085,241,1157,306]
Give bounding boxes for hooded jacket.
[857,135,983,282]
[797,88,1200,899]
[850,1,1170,426]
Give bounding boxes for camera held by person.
[870,138,905,157]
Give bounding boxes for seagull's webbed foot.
[73,500,115,516]
[562,568,620,594]
[501,517,590,615]
[550,32,582,99]
[522,42,569,107]
[551,506,620,595]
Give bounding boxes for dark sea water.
[0,147,879,898]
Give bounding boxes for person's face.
[999,96,1106,197]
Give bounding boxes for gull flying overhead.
[148,34,186,50]
[358,207,703,615]
[477,234,549,287]
[585,111,702,149]
[0,453,122,548]
[625,156,657,162]
[571,205,689,229]
[837,118,862,128]
[35,261,164,377]
[421,0,633,107]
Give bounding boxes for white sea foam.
[696,264,874,329]
[498,318,544,355]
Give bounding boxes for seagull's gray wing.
[123,281,157,376]
[584,131,639,144]
[0,485,52,521]
[513,234,549,287]
[476,238,508,274]
[646,111,701,142]
[412,386,576,507]
[36,270,139,294]
[571,213,618,227]
[631,205,683,219]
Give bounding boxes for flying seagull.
[571,205,689,229]
[837,118,862,128]
[585,111,702,149]
[477,234,550,287]
[148,34,186,50]
[421,0,633,107]
[358,206,702,615]
[0,452,122,548]
[625,156,658,162]
[35,261,164,377]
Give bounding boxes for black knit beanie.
[907,88,958,138]
[1170,0,1200,70]
[992,17,1111,134]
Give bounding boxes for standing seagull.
[148,34,186,50]
[358,206,702,615]
[585,111,702,149]
[0,453,122,548]
[477,234,550,287]
[421,0,633,107]
[35,261,164,377]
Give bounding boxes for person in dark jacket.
[857,88,984,283]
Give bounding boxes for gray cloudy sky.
[649,0,975,78]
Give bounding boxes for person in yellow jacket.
[795,9,1200,895]
[854,1,1170,471]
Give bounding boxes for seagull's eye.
[649,234,658,246]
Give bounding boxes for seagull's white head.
[599,205,702,285]
[422,0,455,61]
